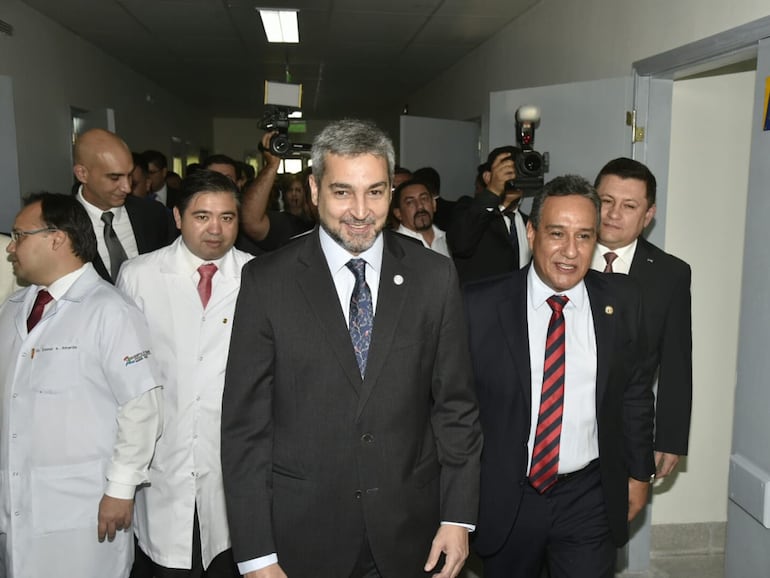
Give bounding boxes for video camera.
[259,106,311,157]
[259,81,312,157]
[508,105,549,195]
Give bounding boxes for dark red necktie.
[197,264,218,308]
[603,251,618,273]
[529,294,569,493]
[27,289,53,332]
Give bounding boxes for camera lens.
[270,134,290,156]
[520,152,542,175]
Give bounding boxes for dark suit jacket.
[629,236,692,455]
[221,229,482,578]
[448,190,527,285]
[92,195,176,283]
[463,267,655,555]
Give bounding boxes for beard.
[321,215,385,255]
[412,210,433,232]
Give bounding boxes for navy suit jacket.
[463,267,655,555]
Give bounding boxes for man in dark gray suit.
[221,119,482,578]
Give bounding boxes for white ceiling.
[21,0,538,119]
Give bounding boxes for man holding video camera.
[448,146,532,285]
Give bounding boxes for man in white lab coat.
[0,193,162,578]
[118,170,253,577]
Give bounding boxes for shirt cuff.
[105,480,136,500]
[441,520,475,532]
[237,554,279,575]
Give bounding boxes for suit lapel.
[354,232,409,418]
[585,271,615,407]
[628,236,654,279]
[296,231,363,394]
[497,270,532,408]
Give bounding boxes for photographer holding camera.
[447,146,532,285]
[237,132,316,254]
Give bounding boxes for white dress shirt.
[77,187,139,274]
[526,267,599,475]
[591,240,638,275]
[395,224,451,258]
[153,183,168,206]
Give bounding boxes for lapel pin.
[393,274,404,286]
[222,318,228,324]
[605,305,614,315]
[647,258,654,263]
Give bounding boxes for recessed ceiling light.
[257,8,299,44]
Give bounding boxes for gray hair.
[311,119,395,185]
[530,174,601,231]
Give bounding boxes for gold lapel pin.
[605,305,614,315]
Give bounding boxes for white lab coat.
[0,265,160,578]
[117,238,253,569]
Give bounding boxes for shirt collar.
[178,238,228,274]
[44,263,90,301]
[319,226,384,276]
[595,239,637,268]
[77,185,126,221]
[527,265,588,313]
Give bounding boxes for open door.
[0,75,20,232]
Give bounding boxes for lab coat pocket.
[31,459,104,534]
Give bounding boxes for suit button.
[361,433,374,443]
[354,490,362,499]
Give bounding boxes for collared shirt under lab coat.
[117,237,254,569]
[0,263,161,578]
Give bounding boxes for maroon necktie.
[529,294,569,493]
[27,289,53,332]
[197,264,218,308]
[603,251,618,273]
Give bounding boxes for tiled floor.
[460,552,725,578]
[618,553,725,578]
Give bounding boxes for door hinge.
[626,110,645,143]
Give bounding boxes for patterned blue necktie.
[346,258,373,377]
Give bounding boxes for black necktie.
[504,210,520,269]
[101,211,128,281]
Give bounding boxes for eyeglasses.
[10,227,58,243]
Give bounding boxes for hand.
[654,451,681,478]
[97,495,133,542]
[260,132,282,169]
[423,524,469,578]
[244,564,288,578]
[485,152,516,197]
[627,477,650,522]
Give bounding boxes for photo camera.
[259,81,311,157]
[509,105,549,195]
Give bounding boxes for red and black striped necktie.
[529,294,569,493]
